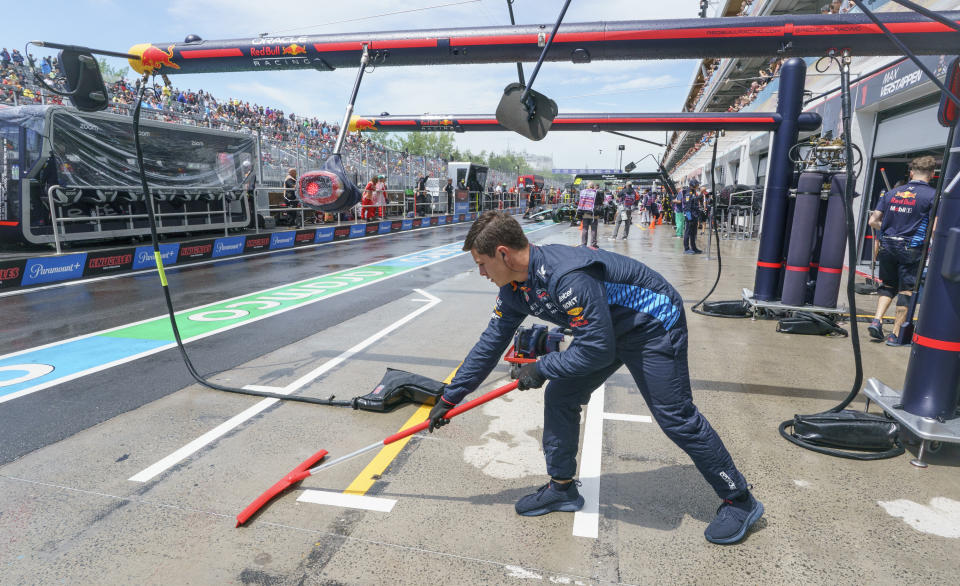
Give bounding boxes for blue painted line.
[0,337,169,397]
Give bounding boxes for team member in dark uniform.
[682,180,703,254]
[428,211,762,544]
[282,168,302,227]
[867,156,937,346]
[444,178,454,214]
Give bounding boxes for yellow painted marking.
[155,252,168,286]
[343,365,460,495]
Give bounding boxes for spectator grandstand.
[0,53,467,194]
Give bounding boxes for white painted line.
[128,290,441,483]
[877,497,960,538]
[243,385,285,393]
[297,489,396,512]
[128,397,278,483]
[572,384,604,539]
[282,288,440,393]
[603,412,653,423]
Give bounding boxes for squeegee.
[236,379,519,526]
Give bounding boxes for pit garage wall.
[673,52,952,249]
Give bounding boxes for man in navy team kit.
[429,211,762,544]
[867,156,937,346]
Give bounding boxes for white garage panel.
[873,105,948,158]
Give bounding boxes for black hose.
[777,51,900,460]
[690,131,751,319]
[131,79,351,408]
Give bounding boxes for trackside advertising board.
[5,210,523,291]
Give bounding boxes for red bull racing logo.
[129,44,180,74]
[350,117,378,132]
[283,44,307,55]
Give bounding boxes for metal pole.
[332,46,370,156]
[255,126,263,234]
[753,57,807,301]
[46,185,62,255]
[519,0,573,105]
[900,112,960,419]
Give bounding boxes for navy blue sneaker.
[885,333,909,347]
[515,481,584,516]
[867,319,884,340]
[704,492,764,544]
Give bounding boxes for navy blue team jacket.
[442,244,684,404]
[875,179,936,246]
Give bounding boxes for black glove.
[517,362,546,390]
[428,396,456,433]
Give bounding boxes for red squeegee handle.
[382,379,520,445]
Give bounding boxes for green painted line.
[103,264,406,341]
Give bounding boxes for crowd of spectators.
[0,51,451,190]
[0,49,64,107]
[737,0,853,15]
[669,0,878,173]
[673,52,785,170]
[822,0,852,14]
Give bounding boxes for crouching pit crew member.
[428,211,763,544]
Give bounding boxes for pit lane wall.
[0,210,517,291]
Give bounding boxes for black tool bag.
[776,311,848,336]
[790,410,902,452]
[351,368,446,412]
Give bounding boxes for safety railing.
[715,189,761,240]
[44,184,250,254]
[249,187,527,232]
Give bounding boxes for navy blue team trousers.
[540,314,747,499]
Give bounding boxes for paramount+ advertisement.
[8,209,521,289]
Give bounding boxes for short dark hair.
[463,211,528,255]
[909,156,937,174]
